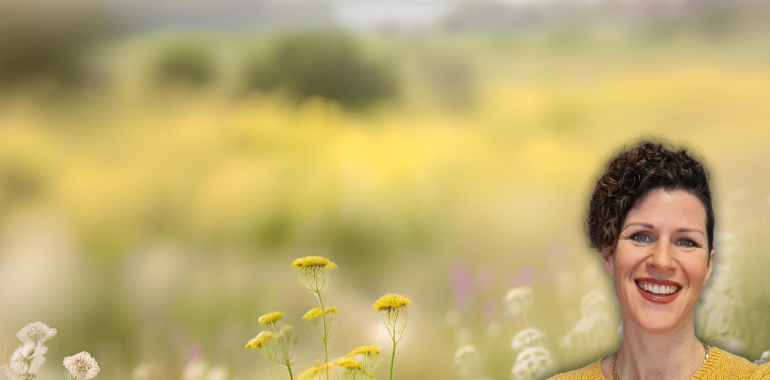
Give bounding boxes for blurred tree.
[243,30,398,109]
[0,0,106,90]
[153,40,218,89]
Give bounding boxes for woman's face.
[604,188,714,335]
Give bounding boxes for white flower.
[755,350,770,365]
[130,363,153,380]
[16,322,57,345]
[580,290,606,317]
[206,366,228,380]
[63,352,100,380]
[9,341,49,378]
[510,346,556,380]
[504,287,534,318]
[559,309,611,350]
[511,328,547,352]
[454,345,482,377]
[0,365,22,380]
[182,358,207,380]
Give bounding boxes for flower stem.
[389,337,397,380]
[287,363,295,380]
[317,291,329,380]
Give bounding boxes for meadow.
[1,26,770,380]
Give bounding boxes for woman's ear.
[703,249,715,286]
[603,247,615,277]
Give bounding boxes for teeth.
[638,281,679,295]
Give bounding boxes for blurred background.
[1,0,770,379]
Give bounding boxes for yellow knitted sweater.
[548,347,770,380]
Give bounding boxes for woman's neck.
[614,318,706,380]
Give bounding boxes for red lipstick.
[635,278,682,304]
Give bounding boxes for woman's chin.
[633,313,681,335]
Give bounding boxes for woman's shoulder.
[544,348,770,380]
[546,358,606,380]
[701,346,770,379]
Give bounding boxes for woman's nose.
[649,241,677,272]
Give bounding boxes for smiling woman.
[548,141,770,380]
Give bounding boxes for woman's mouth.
[635,279,682,304]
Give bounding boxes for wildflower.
[9,342,46,379]
[275,325,297,348]
[7,322,57,380]
[206,366,228,380]
[278,325,293,339]
[302,307,338,321]
[345,346,381,376]
[580,289,606,317]
[293,256,339,377]
[63,351,100,380]
[247,326,300,379]
[334,358,365,380]
[559,309,611,351]
[298,363,333,380]
[258,312,284,327]
[292,256,337,293]
[373,294,412,312]
[559,290,613,357]
[504,286,534,320]
[510,346,556,380]
[333,358,362,370]
[754,350,770,365]
[245,332,274,350]
[16,322,57,345]
[346,346,380,357]
[130,363,154,380]
[454,345,482,377]
[511,328,547,352]
[373,293,412,380]
[304,306,341,358]
[181,357,207,380]
[0,365,22,380]
[291,256,338,269]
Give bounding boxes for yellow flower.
[303,308,323,320]
[291,256,338,269]
[346,346,380,357]
[373,294,412,312]
[258,312,284,326]
[333,357,362,370]
[245,331,274,350]
[278,325,293,339]
[298,363,332,380]
[302,307,339,321]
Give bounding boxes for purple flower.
[509,267,535,288]
[451,261,474,310]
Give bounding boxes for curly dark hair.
[587,140,714,260]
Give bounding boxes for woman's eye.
[678,239,695,247]
[631,233,651,243]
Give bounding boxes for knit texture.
[548,347,770,380]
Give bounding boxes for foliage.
[243,30,397,109]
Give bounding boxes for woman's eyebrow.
[676,227,706,237]
[622,222,654,230]
[622,223,705,237]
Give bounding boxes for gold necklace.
[612,342,710,380]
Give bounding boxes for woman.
[549,141,770,380]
